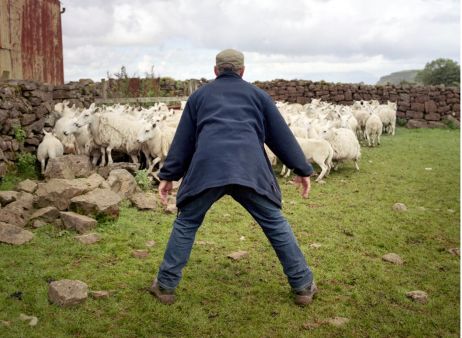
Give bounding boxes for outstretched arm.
[263,97,314,178]
[158,100,197,182]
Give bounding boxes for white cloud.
[61,0,460,83]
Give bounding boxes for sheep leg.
[316,162,328,182]
[142,149,151,168]
[99,147,106,166]
[130,154,138,164]
[283,168,291,178]
[92,151,101,166]
[280,165,287,176]
[107,147,114,165]
[333,161,340,171]
[147,157,161,174]
[152,161,164,180]
[40,159,46,174]
[354,159,360,171]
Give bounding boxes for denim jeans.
[156,185,313,292]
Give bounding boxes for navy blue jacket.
[158,71,314,208]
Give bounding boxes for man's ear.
[239,66,245,77]
[214,66,219,76]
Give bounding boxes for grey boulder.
[48,279,88,307]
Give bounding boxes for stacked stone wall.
[0,77,459,176]
[254,80,460,128]
[0,79,98,176]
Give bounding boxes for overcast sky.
[61,0,460,84]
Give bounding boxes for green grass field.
[0,128,459,337]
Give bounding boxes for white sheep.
[339,113,359,136]
[319,126,361,171]
[351,108,370,140]
[280,137,333,182]
[100,115,144,165]
[364,113,383,147]
[289,125,309,139]
[264,144,277,166]
[137,122,176,176]
[37,130,64,173]
[75,109,144,166]
[377,101,397,135]
[62,115,101,165]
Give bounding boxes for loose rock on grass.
[406,290,428,304]
[393,203,407,212]
[19,313,38,327]
[60,211,97,234]
[48,279,88,307]
[447,247,460,256]
[0,222,33,245]
[70,188,121,219]
[129,192,157,210]
[132,250,149,259]
[382,253,404,265]
[90,290,110,299]
[327,317,350,327]
[75,233,101,244]
[227,251,248,260]
[145,240,156,247]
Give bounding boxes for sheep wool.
[37,131,64,173]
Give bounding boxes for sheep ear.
[43,129,49,135]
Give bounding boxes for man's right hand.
[159,180,173,206]
[294,176,311,199]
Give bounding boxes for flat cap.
[216,49,244,70]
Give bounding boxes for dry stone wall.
[0,79,99,176]
[254,80,460,128]
[0,77,459,177]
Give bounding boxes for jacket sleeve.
[263,96,314,177]
[158,100,196,181]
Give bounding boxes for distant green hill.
[376,70,421,85]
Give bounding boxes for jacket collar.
[216,71,242,80]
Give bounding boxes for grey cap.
[216,48,244,70]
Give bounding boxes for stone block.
[411,102,425,112]
[424,100,437,113]
[406,119,428,128]
[48,280,88,307]
[60,211,97,233]
[424,113,441,121]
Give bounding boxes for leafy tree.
[416,58,460,86]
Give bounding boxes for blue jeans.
[156,185,313,292]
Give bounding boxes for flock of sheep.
[274,99,397,181]
[36,98,397,183]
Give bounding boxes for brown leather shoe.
[294,281,317,306]
[149,279,176,305]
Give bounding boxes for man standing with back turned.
[149,48,317,306]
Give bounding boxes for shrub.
[135,169,151,191]
[16,152,36,175]
[397,117,407,127]
[13,126,26,144]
